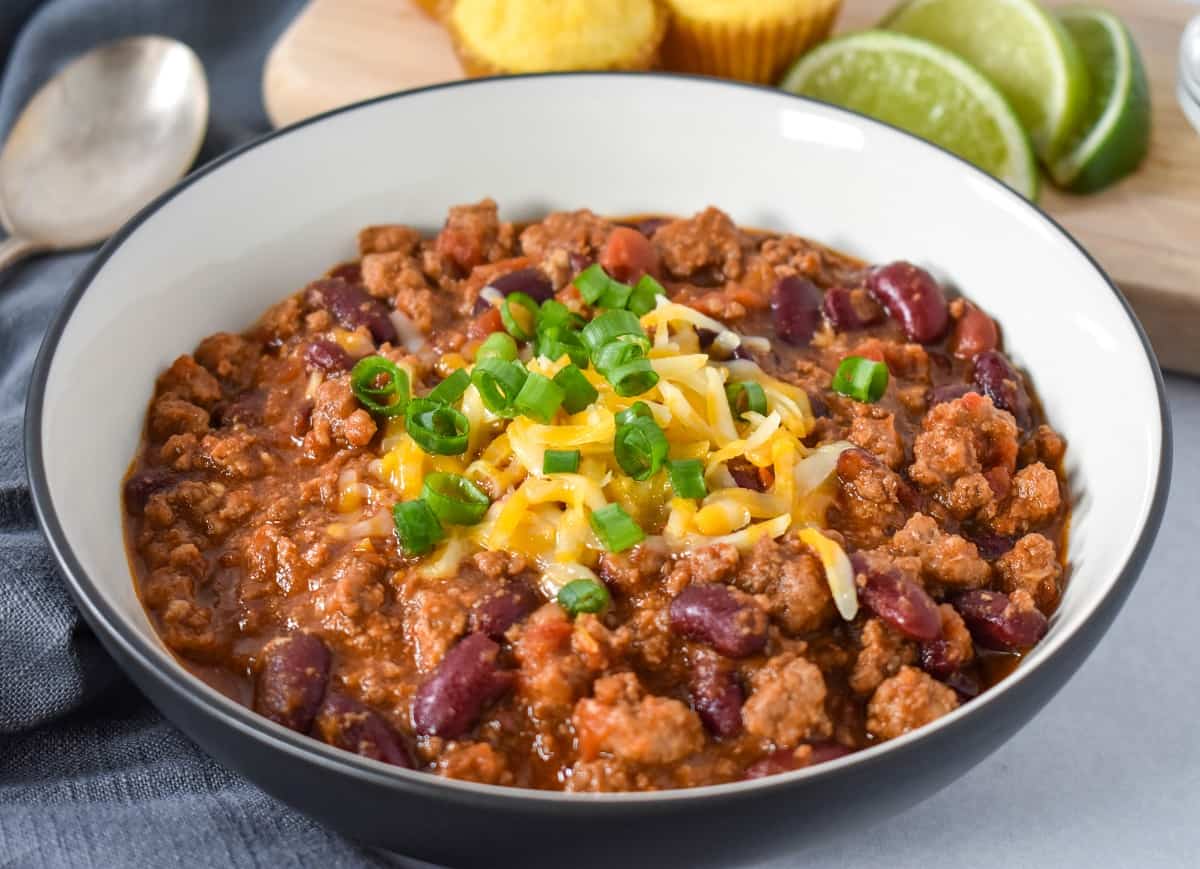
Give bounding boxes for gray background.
[0,2,1196,867]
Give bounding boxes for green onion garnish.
[514,371,565,423]
[392,499,444,557]
[607,359,659,397]
[615,401,653,427]
[581,309,647,355]
[350,356,410,418]
[421,472,490,525]
[427,369,470,405]
[575,264,619,306]
[592,336,647,373]
[543,449,581,474]
[471,358,528,417]
[536,325,589,368]
[405,397,469,455]
[536,299,584,332]
[557,579,611,616]
[553,364,599,413]
[476,331,518,363]
[500,292,539,341]
[667,458,708,499]
[726,381,767,420]
[831,356,889,403]
[596,278,633,311]
[627,274,667,316]
[589,503,645,553]
[614,416,669,480]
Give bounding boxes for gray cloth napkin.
[0,3,413,866]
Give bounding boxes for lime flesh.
[780,30,1038,198]
[1050,6,1150,193]
[883,0,1090,160]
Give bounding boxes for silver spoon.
[0,35,209,272]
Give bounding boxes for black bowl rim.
[24,70,1172,806]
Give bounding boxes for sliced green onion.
[557,579,611,616]
[628,274,667,316]
[596,278,633,310]
[350,356,410,418]
[500,292,539,341]
[575,264,616,306]
[615,401,653,428]
[592,337,647,373]
[536,325,589,368]
[581,309,647,354]
[476,331,518,362]
[428,369,470,405]
[392,499,444,557]
[421,472,490,525]
[589,503,645,553]
[471,358,528,417]
[514,371,565,423]
[543,449,581,474]
[553,364,599,413]
[405,397,469,455]
[607,358,660,397]
[668,458,708,499]
[831,356,889,403]
[536,299,584,332]
[726,381,767,420]
[614,416,669,480]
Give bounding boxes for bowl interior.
[32,73,1164,796]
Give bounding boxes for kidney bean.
[304,337,353,373]
[966,531,1016,561]
[919,637,959,679]
[953,589,1048,651]
[304,278,397,345]
[771,276,823,346]
[943,669,981,702]
[743,742,852,779]
[852,555,941,642]
[727,456,770,492]
[807,391,829,419]
[866,261,949,343]
[412,632,513,738]
[600,226,661,283]
[488,267,554,304]
[688,265,725,288]
[689,651,744,738]
[949,302,998,360]
[619,217,670,238]
[928,382,974,408]
[973,351,1031,429]
[744,750,797,779]
[123,469,176,515]
[327,262,362,284]
[313,692,412,768]
[668,585,768,658]
[253,633,331,733]
[469,584,539,639]
[212,391,265,428]
[568,251,594,277]
[822,286,885,332]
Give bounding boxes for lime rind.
[780,30,1039,199]
[1050,6,1150,193]
[882,0,1090,160]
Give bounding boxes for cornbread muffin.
[661,0,842,84]
[447,0,666,76]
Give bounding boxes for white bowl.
[26,73,1169,867]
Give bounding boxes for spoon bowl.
[0,35,208,267]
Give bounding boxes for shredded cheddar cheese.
[333,295,860,617]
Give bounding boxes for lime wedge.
[780,30,1038,199]
[1049,6,1150,193]
[883,0,1090,160]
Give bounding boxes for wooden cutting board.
[263,0,1200,373]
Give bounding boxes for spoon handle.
[0,236,44,272]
